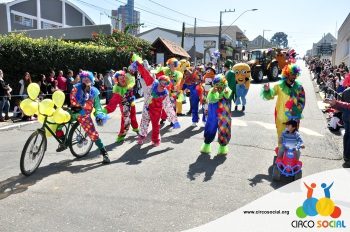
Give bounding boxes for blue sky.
[71,0,350,56]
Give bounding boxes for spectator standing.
[340,73,350,163]
[0,69,11,122]
[19,72,32,99]
[57,70,67,92]
[103,69,114,104]
[38,74,50,99]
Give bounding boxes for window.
[13,14,33,27]
[42,22,60,29]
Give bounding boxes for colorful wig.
[166,58,179,68]
[213,74,228,88]
[79,71,95,85]
[281,64,301,78]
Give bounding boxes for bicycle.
[20,109,93,176]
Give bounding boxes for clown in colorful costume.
[103,70,139,143]
[201,67,216,122]
[70,71,110,163]
[135,61,180,146]
[233,63,251,112]
[157,58,184,119]
[261,64,305,148]
[183,68,203,126]
[200,75,232,155]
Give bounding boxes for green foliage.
[0,33,130,94]
[270,32,288,48]
[91,29,153,60]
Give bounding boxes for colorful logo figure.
[296,182,341,219]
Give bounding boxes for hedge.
[0,33,133,97]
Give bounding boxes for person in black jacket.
[0,69,11,122]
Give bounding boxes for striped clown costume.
[261,64,305,149]
[157,58,184,120]
[135,61,180,146]
[70,71,110,163]
[103,70,139,143]
[200,75,232,155]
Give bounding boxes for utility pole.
[262,29,271,48]
[218,9,235,73]
[193,18,197,65]
[181,22,185,48]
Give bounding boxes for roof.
[137,27,183,37]
[185,26,249,41]
[153,37,190,58]
[316,33,336,44]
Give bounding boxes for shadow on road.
[161,126,204,144]
[0,156,102,201]
[187,154,227,182]
[0,142,174,200]
[231,111,245,117]
[248,154,299,190]
[113,144,174,165]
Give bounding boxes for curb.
[0,120,37,132]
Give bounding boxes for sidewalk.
[0,97,145,132]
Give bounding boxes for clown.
[103,70,139,143]
[135,60,180,146]
[200,75,232,155]
[262,64,305,149]
[182,68,203,126]
[233,63,251,111]
[157,58,184,118]
[201,67,216,122]
[224,59,236,109]
[70,71,110,163]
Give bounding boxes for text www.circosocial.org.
[243,210,290,215]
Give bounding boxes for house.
[247,35,273,50]
[137,25,248,63]
[152,37,190,65]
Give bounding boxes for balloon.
[45,117,57,137]
[39,99,55,116]
[27,83,40,100]
[38,114,45,124]
[20,98,38,116]
[52,91,65,108]
[64,111,71,123]
[53,108,66,124]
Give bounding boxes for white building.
[335,13,350,66]
[136,26,248,63]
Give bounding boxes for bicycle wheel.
[20,130,47,176]
[68,121,93,158]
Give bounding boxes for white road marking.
[250,121,276,130]
[299,127,323,137]
[232,119,248,127]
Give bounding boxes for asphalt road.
[0,61,344,232]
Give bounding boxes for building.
[309,33,337,58]
[152,37,190,65]
[137,25,248,63]
[111,0,140,35]
[0,0,95,34]
[247,35,273,50]
[335,13,350,66]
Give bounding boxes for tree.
[270,32,288,48]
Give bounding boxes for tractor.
[247,48,288,82]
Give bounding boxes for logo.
[296,182,341,219]
[291,182,346,229]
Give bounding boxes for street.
[0,62,344,232]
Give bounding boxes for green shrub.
[0,33,132,96]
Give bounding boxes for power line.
[114,0,193,26]
[147,0,218,24]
